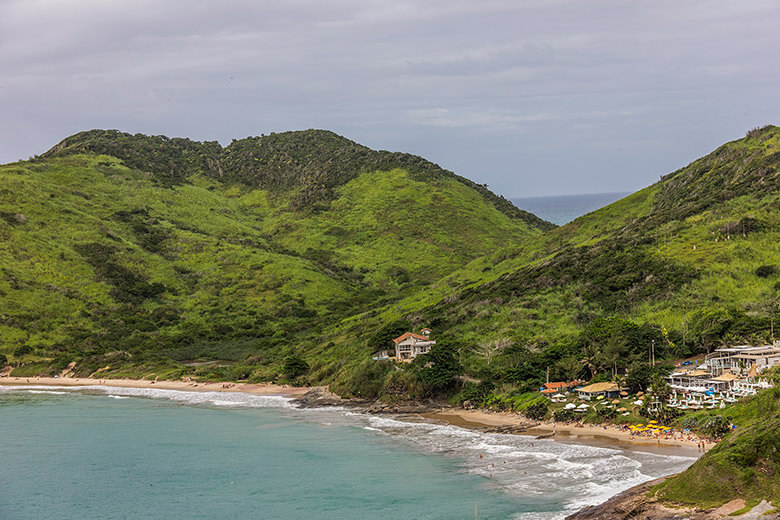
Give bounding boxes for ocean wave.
[1,385,696,519]
[0,384,296,409]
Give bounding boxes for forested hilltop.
[0,129,549,380]
[1,126,778,392]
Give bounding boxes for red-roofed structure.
[392,331,436,361]
[539,381,579,395]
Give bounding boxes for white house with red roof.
[393,330,436,361]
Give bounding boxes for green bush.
[525,399,549,420]
[336,359,393,399]
[596,406,617,421]
[553,408,576,422]
[413,343,462,396]
[282,355,309,379]
[702,415,731,438]
[13,345,33,357]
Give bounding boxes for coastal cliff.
[567,477,779,520]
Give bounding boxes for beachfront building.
[577,382,620,401]
[666,369,720,393]
[540,381,579,395]
[393,331,436,361]
[705,344,780,376]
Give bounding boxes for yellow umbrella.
[649,420,658,424]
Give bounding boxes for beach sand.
[0,376,310,398]
[425,408,709,457]
[1,376,710,457]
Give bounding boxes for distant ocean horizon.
[511,192,632,226]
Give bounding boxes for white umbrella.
[577,404,590,409]
[565,403,577,409]
[553,393,566,398]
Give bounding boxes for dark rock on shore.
[366,402,440,414]
[566,476,779,520]
[291,386,350,408]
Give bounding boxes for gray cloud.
[1,0,778,196]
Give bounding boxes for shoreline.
[424,408,708,457]
[2,376,708,457]
[0,376,310,398]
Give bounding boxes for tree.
[415,343,462,395]
[0,353,7,366]
[472,338,512,365]
[282,355,309,379]
[525,400,548,421]
[555,356,583,381]
[626,362,653,392]
[648,373,671,401]
[579,344,603,379]
[702,415,730,438]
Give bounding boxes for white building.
[705,344,780,376]
[393,331,436,361]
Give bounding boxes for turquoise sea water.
[0,387,695,520]
[511,192,631,226]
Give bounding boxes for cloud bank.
[1,0,778,196]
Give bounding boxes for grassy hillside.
[2,126,779,388]
[653,370,780,509]
[1,131,546,380]
[328,126,779,397]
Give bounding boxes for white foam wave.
[26,390,68,395]
[107,395,129,399]
[0,384,295,409]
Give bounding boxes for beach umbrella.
[618,407,627,412]
[648,420,658,424]
[596,395,604,400]
[553,393,565,398]
[565,403,577,409]
[632,400,643,405]
[611,399,621,404]
[577,404,589,409]
[636,391,644,396]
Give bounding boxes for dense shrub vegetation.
[2,126,779,406]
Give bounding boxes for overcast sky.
[1,1,778,197]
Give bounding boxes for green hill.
[2,125,778,388]
[317,126,778,401]
[1,130,548,380]
[653,372,780,509]
[3,125,780,511]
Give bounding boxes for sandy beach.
[425,408,710,456]
[0,376,310,398]
[1,376,710,457]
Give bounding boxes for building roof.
[713,345,776,353]
[420,328,432,333]
[686,370,710,377]
[392,332,432,344]
[712,373,739,382]
[579,382,620,393]
[541,388,558,394]
[544,382,570,390]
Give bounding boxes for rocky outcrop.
[366,402,440,414]
[291,386,350,408]
[566,477,779,520]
